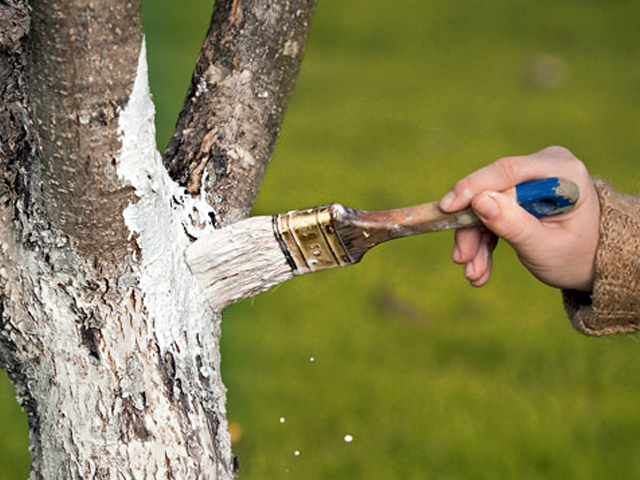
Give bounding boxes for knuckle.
[542,145,574,160]
[452,176,472,196]
[543,146,589,176]
[493,156,519,180]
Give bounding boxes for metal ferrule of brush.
[273,205,353,274]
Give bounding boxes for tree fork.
[165,0,317,225]
[0,0,317,478]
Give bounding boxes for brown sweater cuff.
[563,179,640,335]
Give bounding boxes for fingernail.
[465,262,474,279]
[474,193,500,220]
[440,191,456,210]
[453,244,461,262]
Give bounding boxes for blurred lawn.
[3,0,640,478]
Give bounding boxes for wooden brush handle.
[333,177,579,262]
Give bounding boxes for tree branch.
[164,0,317,225]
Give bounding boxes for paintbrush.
[185,177,579,311]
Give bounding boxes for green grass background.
[3,0,640,478]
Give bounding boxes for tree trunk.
[0,0,315,478]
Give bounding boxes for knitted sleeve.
[563,180,640,335]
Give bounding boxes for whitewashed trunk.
[0,1,316,477]
[0,41,236,479]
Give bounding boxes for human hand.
[439,146,600,291]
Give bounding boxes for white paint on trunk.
[113,38,234,478]
[116,38,216,349]
[1,0,317,474]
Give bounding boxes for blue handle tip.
[515,177,579,219]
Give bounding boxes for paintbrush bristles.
[185,216,294,311]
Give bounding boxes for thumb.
[471,191,544,250]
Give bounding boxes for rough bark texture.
[0,0,316,478]
[164,0,316,226]
[28,0,142,260]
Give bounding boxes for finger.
[465,231,498,285]
[472,146,580,192]
[439,147,580,213]
[529,145,577,162]
[453,227,483,264]
[440,186,473,212]
[471,191,544,251]
[470,268,492,288]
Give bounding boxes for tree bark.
[165,0,316,226]
[0,0,315,478]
